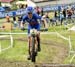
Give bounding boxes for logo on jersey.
[27,19,38,26]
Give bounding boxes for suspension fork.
[28,35,37,55]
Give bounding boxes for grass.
[0,31,70,64]
[0,37,57,62]
[0,17,75,64]
[0,36,62,63]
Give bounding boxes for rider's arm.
[21,16,26,28]
[35,13,42,19]
[20,16,27,31]
[21,21,24,28]
[35,14,48,29]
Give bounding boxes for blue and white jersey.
[22,13,42,27]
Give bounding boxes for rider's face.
[28,12,32,18]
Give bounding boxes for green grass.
[0,43,28,62]
[0,36,62,63]
[0,32,70,64]
[0,18,75,64]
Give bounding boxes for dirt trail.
[0,38,70,67]
[41,39,68,64]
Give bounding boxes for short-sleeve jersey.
[22,13,41,26]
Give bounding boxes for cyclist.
[21,6,47,60]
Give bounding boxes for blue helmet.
[26,7,34,13]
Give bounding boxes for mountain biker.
[21,6,47,60]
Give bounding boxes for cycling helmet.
[26,7,34,14]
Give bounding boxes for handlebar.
[21,27,48,32]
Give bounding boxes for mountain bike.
[30,29,39,62]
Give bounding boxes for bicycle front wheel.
[31,37,36,62]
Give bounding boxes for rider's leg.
[27,26,32,60]
[28,36,32,54]
[28,35,32,60]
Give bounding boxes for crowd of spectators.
[0,4,75,30]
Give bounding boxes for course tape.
[0,35,13,52]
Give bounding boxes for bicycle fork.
[28,36,38,57]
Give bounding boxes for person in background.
[41,8,44,16]
[60,12,64,25]
[71,7,75,14]
[13,16,18,29]
[25,4,28,8]
[41,13,49,29]
[6,14,10,22]
[54,11,58,26]
[67,8,72,19]
[12,11,16,23]
[54,11,57,19]
[63,9,67,20]
[12,11,17,28]
[13,16,16,22]
[18,16,22,28]
[35,6,41,15]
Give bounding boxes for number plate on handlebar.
[30,29,38,35]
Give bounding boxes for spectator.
[13,17,18,29]
[21,4,24,8]
[67,9,72,19]
[42,13,50,23]
[41,13,49,28]
[6,14,10,22]
[13,16,16,22]
[14,20,18,29]
[35,6,41,15]
[25,4,28,8]
[18,16,22,28]
[54,11,58,25]
[60,12,64,25]
[12,11,16,23]
[54,11,58,19]
[63,9,66,20]
[41,8,44,16]
[71,7,74,14]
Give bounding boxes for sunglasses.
[28,12,32,14]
